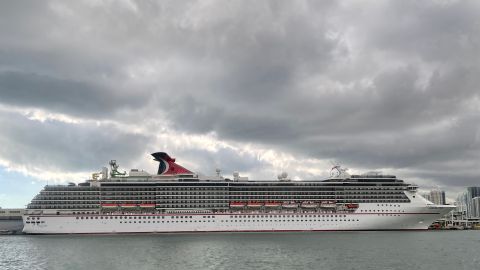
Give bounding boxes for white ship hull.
[24,152,455,234]
[23,203,454,234]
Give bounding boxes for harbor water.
[1,231,478,270]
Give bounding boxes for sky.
[1,0,479,208]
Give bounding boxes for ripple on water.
[0,231,479,270]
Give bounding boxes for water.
[1,231,479,270]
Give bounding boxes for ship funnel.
[151,152,193,175]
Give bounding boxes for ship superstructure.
[23,152,454,234]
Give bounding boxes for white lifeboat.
[229,202,246,208]
[282,201,298,208]
[320,201,337,208]
[264,202,281,207]
[247,201,263,208]
[301,201,319,208]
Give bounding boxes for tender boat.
[264,202,281,207]
[301,201,319,208]
[247,202,263,208]
[320,201,337,208]
[229,202,246,208]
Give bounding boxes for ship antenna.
[330,161,348,179]
[109,160,126,177]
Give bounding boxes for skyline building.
[455,187,480,219]
[422,189,446,205]
[430,189,446,205]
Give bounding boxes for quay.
[0,208,25,234]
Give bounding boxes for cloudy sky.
[1,0,479,207]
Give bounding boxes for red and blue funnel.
[151,152,193,175]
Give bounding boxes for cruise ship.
[23,152,454,234]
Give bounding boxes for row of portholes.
[229,214,348,218]
[73,214,358,220]
[220,219,360,222]
[25,221,45,224]
[359,209,405,213]
[75,213,378,220]
[113,219,361,224]
[76,216,167,220]
[119,220,213,224]
[78,217,364,224]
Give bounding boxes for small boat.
[229,202,246,208]
[301,201,319,208]
[264,202,281,207]
[282,202,298,208]
[320,201,337,208]
[247,201,263,208]
[345,203,359,209]
[120,204,137,208]
[101,203,118,208]
[139,204,156,208]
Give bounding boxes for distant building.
[430,189,446,205]
[473,197,480,218]
[455,187,480,219]
[0,208,25,233]
[421,189,446,205]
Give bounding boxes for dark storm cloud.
[0,71,147,118]
[0,111,153,172]
[0,0,479,191]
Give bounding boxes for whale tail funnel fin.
[151,152,193,175]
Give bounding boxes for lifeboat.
[301,201,319,208]
[345,203,359,209]
[229,202,246,208]
[247,201,263,208]
[320,201,337,208]
[282,201,298,208]
[120,204,137,208]
[139,204,156,208]
[101,203,118,208]
[264,202,281,207]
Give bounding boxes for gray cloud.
[0,0,479,194]
[0,111,153,172]
[0,71,147,118]
[172,147,272,178]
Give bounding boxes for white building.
[429,189,446,205]
[455,187,480,219]
[472,197,480,218]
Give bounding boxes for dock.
[0,208,25,234]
